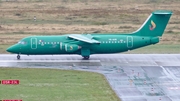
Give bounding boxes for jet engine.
[60,43,81,52]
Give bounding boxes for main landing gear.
[83,56,90,60]
[17,54,20,60]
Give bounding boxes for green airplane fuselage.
[16,34,157,55]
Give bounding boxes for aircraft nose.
[6,44,20,53]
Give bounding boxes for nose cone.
[6,44,20,53]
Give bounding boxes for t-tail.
[133,10,173,37]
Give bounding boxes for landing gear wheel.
[83,56,90,60]
[17,54,20,60]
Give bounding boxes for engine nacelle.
[60,43,80,52]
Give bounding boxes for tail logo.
[149,20,156,30]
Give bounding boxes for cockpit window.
[18,41,27,45]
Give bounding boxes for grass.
[0,44,11,54]
[0,0,180,54]
[0,68,120,101]
[0,0,179,35]
[126,44,180,54]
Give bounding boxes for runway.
[1,54,180,101]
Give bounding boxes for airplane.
[6,10,172,60]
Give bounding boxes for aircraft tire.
[83,56,89,60]
[17,54,20,60]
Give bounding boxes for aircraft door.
[127,36,133,48]
[31,38,37,49]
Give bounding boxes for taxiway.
[0,54,180,101]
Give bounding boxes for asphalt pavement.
[0,54,180,101]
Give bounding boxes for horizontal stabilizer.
[153,10,173,15]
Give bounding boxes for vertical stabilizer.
[133,10,172,37]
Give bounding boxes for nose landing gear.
[17,54,20,60]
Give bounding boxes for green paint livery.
[7,10,173,59]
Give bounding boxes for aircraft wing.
[68,34,100,44]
